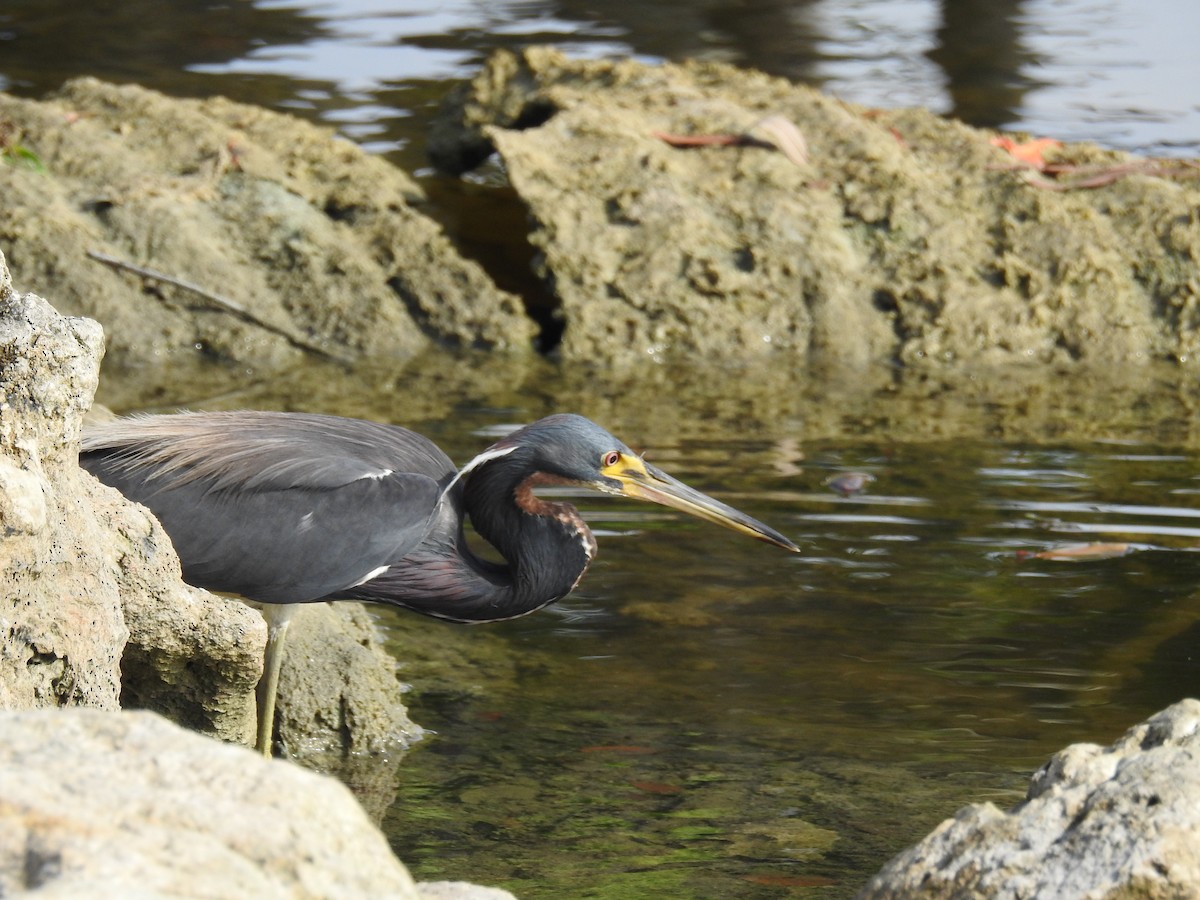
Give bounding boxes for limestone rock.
[275,602,419,757]
[1,249,415,754]
[432,48,1200,370]
[0,246,260,740]
[0,77,534,371]
[0,250,127,711]
[0,708,421,898]
[119,574,264,745]
[858,699,1200,899]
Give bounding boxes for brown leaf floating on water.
[1017,542,1132,561]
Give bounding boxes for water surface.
[96,354,1200,895]
[375,426,1200,897]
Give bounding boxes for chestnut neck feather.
[345,454,597,623]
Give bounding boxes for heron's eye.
[602,450,621,468]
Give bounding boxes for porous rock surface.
[432,47,1200,370]
[858,698,1200,899]
[0,248,415,753]
[0,708,420,898]
[0,77,534,371]
[1,249,129,712]
[0,708,517,899]
[275,602,418,758]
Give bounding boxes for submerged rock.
[859,699,1200,898]
[432,47,1200,370]
[0,78,534,371]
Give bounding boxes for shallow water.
[90,351,1200,894]
[374,423,1200,897]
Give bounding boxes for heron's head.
[487,414,799,553]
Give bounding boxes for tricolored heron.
[80,412,798,756]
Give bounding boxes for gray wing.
[80,411,455,604]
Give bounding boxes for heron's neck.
[347,469,597,623]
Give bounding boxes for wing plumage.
[80,411,457,604]
[82,411,453,491]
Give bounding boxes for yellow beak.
[598,455,799,553]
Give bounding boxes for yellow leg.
[255,603,298,757]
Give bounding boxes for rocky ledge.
[431,47,1200,371]
[0,708,513,899]
[861,699,1200,898]
[0,78,534,372]
[0,249,507,896]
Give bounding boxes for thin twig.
[652,114,809,167]
[991,158,1200,191]
[651,132,741,148]
[86,249,350,363]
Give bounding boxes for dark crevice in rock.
[419,177,566,354]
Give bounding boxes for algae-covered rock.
[432,47,1200,370]
[275,602,419,758]
[0,78,535,370]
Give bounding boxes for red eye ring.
[603,451,621,467]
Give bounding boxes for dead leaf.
[1019,542,1132,561]
[744,114,809,166]
[652,114,808,167]
[991,135,1062,170]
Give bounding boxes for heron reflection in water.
[81,412,798,756]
